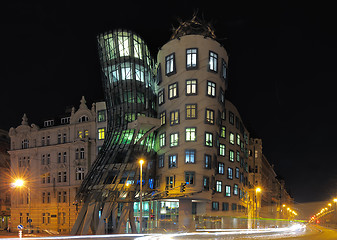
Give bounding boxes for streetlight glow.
[13,179,25,188]
[139,159,144,165]
[256,187,261,193]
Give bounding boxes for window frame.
[186,79,198,95]
[186,48,198,70]
[165,53,176,76]
[205,132,213,147]
[168,154,177,168]
[185,127,196,142]
[168,82,179,99]
[170,132,179,147]
[205,108,215,125]
[208,51,218,73]
[185,149,196,164]
[158,89,165,106]
[206,81,216,97]
[185,104,197,119]
[170,110,180,126]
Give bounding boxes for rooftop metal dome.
[170,14,216,40]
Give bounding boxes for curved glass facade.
[77,30,157,200]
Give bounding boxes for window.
[219,144,226,156]
[46,136,50,145]
[41,154,45,165]
[168,155,177,168]
[166,176,174,188]
[205,132,213,147]
[58,152,61,163]
[203,176,209,190]
[221,59,227,79]
[186,79,197,95]
[229,111,234,125]
[220,126,226,138]
[76,167,85,180]
[227,167,233,179]
[63,171,67,182]
[47,154,50,165]
[63,152,67,163]
[98,110,106,122]
[158,89,165,105]
[159,132,166,147]
[186,104,197,119]
[79,115,89,123]
[212,202,219,211]
[170,110,179,125]
[216,180,222,192]
[168,82,178,99]
[80,148,85,159]
[225,185,231,197]
[63,133,67,143]
[185,149,196,163]
[98,128,105,140]
[186,48,198,69]
[207,81,216,97]
[185,172,195,184]
[236,151,240,162]
[229,132,235,145]
[229,150,234,162]
[209,51,218,72]
[22,139,29,149]
[44,120,54,127]
[237,134,241,146]
[160,111,166,126]
[204,154,212,169]
[78,131,83,139]
[157,64,162,84]
[42,192,46,203]
[234,184,238,195]
[232,203,237,211]
[158,154,164,168]
[218,162,224,174]
[235,168,240,179]
[58,134,61,144]
[165,53,176,75]
[41,137,45,146]
[170,133,179,147]
[205,109,214,124]
[185,127,196,142]
[219,88,225,104]
[58,172,62,182]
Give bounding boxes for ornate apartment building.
[0,129,10,230]
[8,97,107,233]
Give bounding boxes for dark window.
[222,202,229,211]
[158,89,165,105]
[212,201,219,211]
[158,154,164,168]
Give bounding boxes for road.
[1,224,337,240]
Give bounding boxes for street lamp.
[13,179,31,234]
[139,159,144,233]
[255,187,262,228]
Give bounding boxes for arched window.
[21,139,29,149]
[76,167,85,180]
[79,115,89,122]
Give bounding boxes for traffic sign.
[17,224,23,230]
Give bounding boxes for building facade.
[0,129,10,230]
[8,97,107,233]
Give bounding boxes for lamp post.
[139,159,144,233]
[333,198,337,225]
[255,187,261,228]
[13,179,31,234]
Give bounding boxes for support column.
[178,199,195,232]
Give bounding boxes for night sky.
[1,1,337,205]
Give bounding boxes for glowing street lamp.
[13,179,31,233]
[139,159,144,233]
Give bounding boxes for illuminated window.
[237,134,240,145]
[219,144,226,156]
[218,162,224,174]
[216,180,222,192]
[227,167,233,179]
[121,62,132,80]
[168,154,177,168]
[203,176,210,191]
[186,48,198,69]
[229,132,235,145]
[234,184,238,195]
[229,150,234,162]
[236,151,240,162]
[97,110,106,122]
[168,82,178,99]
[160,111,166,125]
[158,89,164,105]
[220,126,226,138]
[225,185,231,197]
[235,168,240,178]
[117,32,130,57]
[185,172,195,184]
[166,176,174,188]
[135,64,145,82]
[185,127,196,142]
[170,133,179,147]
[207,81,216,97]
[159,132,166,147]
[205,108,214,124]
[165,53,176,75]
[170,110,179,125]
[186,79,197,95]
[110,65,119,82]
[185,149,195,163]
[133,35,143,59]
[209,51,218,72]
[205,132,213,147]
[78,131,83,139]
[98,128,105,140]
[186,104,197,119]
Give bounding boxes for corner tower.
[156,17,229,230]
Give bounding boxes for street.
[1,225,337,240]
